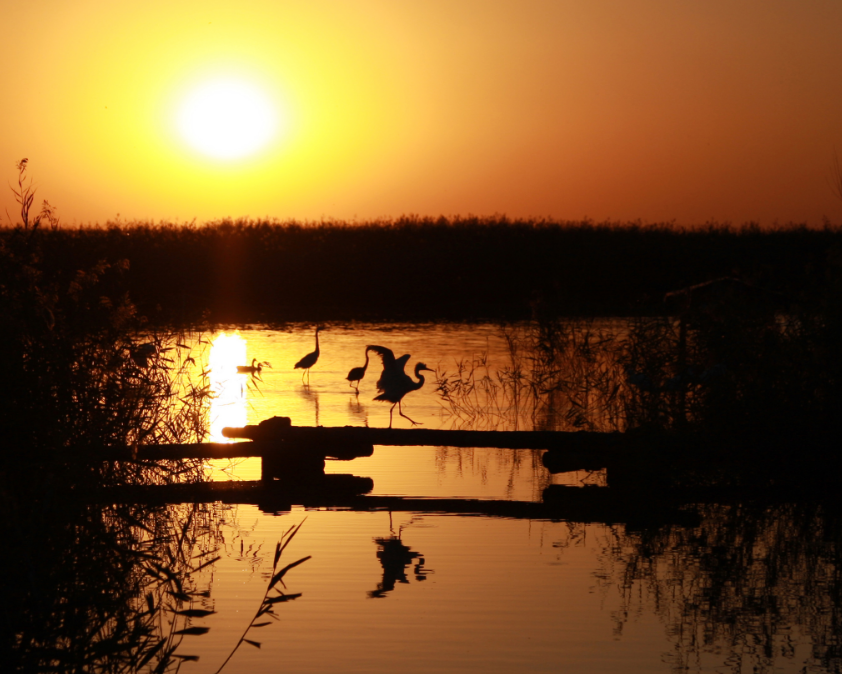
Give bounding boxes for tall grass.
[0,162,265,673]
[0,223,210,484]
[565,501,842,673]
[3,215,840,323]
[436,290,842,444]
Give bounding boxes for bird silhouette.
[237,358,271,376]
[294,326,322,384]
[346,347,371,392]
[367,344,433,427]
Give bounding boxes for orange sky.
[2,0,842,227]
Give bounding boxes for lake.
[102,323,842,672]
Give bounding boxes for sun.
[176,78,280,160]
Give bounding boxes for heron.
[367,344,434,427]
[294,326,322,384]
[346,347,371,393]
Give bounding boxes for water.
[201,321,568,488]
[12,321,832,673]
[144,321,840,674]
[205,321,513,434]
[184,507,674,674]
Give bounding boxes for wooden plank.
[222,420,626,451]
[93,443,263,461]
[95,440,373,462]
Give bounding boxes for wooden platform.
[93,416,657,481]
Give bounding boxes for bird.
[346,347,371,392]
[237,358,271,376]
[367,344,434,427]
[294,326,322,384]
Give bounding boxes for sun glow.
[176,78,281,160]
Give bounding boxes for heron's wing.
[366,344,396,366]
[395,354,411,374]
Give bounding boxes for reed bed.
[0,165,301,672]
[436,299,842,443]
[2,216,840,323]
[550,500,842,673]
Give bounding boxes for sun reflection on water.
[208,332,248,443]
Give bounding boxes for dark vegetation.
[1,161,308,672]
[556,501,842,673]
[4,216,840,323]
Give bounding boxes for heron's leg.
[388,404,396,428]
[397,401,422,426]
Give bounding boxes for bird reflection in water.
[347,396,369,426]
[368,515,431,598]
[297,384,320,427]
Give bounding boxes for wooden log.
[94,440,373,463]
[223,416,626,451]
[541,449,610,474]
[94,443,258,461]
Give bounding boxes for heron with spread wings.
[367,344,433,427]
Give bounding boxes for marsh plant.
[2,490,310,673]
[1,161,211,483]
[2,498,219,673]
[6,210,841,324]
[436,319,629,433]
[0,161,253,673]
[436,283,842,439]
[555,502,842,673]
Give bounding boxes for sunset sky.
[2,0,841,227]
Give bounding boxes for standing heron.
[294,326,322,384]
[346,347,371,393]
[367,344,433,427]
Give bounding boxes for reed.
[569,501,842,673]
[0,223,211,484]
[0,163,250,672]
[435,294,842,444]
[3,215,840,323]
[212,520,310,674]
